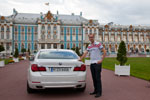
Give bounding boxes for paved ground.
[0,60,150,100]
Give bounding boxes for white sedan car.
[27,49,86,93]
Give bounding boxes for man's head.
[88,34,95,43]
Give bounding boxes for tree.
[28,48,30,55]
[14,48,19,58]
[75,47,80,56]
[116,41,127,65]
[0,45,5,52]
[21,48,26,54]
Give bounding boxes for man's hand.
[78,58,82,61]
[97,59,102,64]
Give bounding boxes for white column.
[132,32,135,42]
[57,25,60,40]
[10,25,12,40]
[96,28,99,41]
[4,24,7,39]
[92,28,94,34]
[138,32,140,42]
[57,44,60,49]
[88,28,90,34]
[10,44,12,52]
[51,25,53,39]
[0,25,1,39]
[144,33,146,42]
[45,44,47,49]
[51,44,53,49]
[83,28,85,40]
[45,24,48,40]
[38,24,41,40]
[4,43,6,51]
[38,44,41,50]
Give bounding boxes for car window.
[37,51,79,59]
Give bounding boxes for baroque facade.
[0,9,150,54]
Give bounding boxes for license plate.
[50,67,70,72]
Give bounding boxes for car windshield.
[37,51,79,59]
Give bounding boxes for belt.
[91,63,97,65]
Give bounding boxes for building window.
[28,27,31,33]
[22,27,24,32]
[21,33,24,40]
[15,43,18,49]
[6,43,9,50]
[47,43,51,49]
[85,28,88,34]
[15,33,17,40]
[42,25,45,30]
[89,29,92,34]
[1,26,4,32]
[73,28,75,35]
[94,29,96,34]
[79,28,81,35]
[41,34,45,40]
[54,44,57,49]
[53,34,57,39]
[21,43,24,49]
[34,34,38,40]
[15,26,17,32]
[7,26,10,32]
[54,25,57,30]
[28,43,30,49]
[35,27,37,32]
[67,28,69,35]
[7,33,9,39]
[28,33,30,40]
[48,25,51,30]
[41,44,45,49]
[47,34,50,39]
[34,44,37,50]
[61,44,64,49]
[61,28,64,35]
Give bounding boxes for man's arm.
[97,48,106,64]
[79,50,88,61]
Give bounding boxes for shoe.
[89,91,97,95]
[95,93,101,98]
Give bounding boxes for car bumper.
[28,70,86,89]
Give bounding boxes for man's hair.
[88,33,95,37]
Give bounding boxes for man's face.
[88,34,95,43]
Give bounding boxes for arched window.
[61,44,64,49]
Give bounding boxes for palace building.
[0,9,150,54]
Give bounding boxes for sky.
[0,0,150,25]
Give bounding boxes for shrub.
[116,41,127,65]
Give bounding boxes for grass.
[85,57,150,81]
[0,58,13,65]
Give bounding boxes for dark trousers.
[90,63,102,95]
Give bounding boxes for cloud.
[0,0,150,25]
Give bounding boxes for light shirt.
[87,41,103,64]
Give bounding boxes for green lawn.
[0,58,13,65]
[85,57,150,81]
[103,57,150,81]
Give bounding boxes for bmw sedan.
[27,49,86,93]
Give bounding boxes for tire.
[77,84,86,92]
[27,82,35,94]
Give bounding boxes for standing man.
[79,34,106,98]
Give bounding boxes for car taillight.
[31,64,46,72]
[74,64,86,71]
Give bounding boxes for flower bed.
[8,60,15,63]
